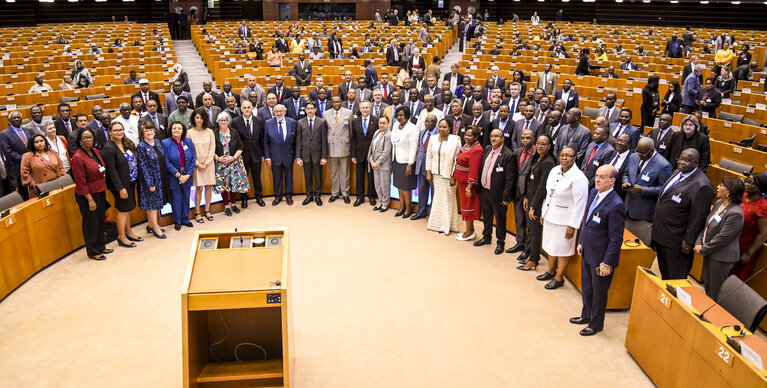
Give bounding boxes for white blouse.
[541,164,589,228]
[46,135,70,171]
[391,121,419,165]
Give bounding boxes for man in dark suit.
[138,100,168,139]
[651,148,714,279]
[231,100,266,208]
[492,105,513,148]
[620,57,639,71]
[473,128,517,254]
[215,81,241,109]
[580,123,616,188]
[132,79,163,114]
[446,100,473,142]
[510,105,541,149]
[257,93,277,123]
[404,89,425,125]
[419,76,443,106]
[295,101,328,206]
[606,133,633,199]
[554,79,580,112]
[364,59,378,90]
[327,35,344,59]
[337,71,358,102]
[313,88,331,118]
[668,116,710,172]
[571,165,626,336]
[238,23,251,39]
[662,34,685,58]
[681,55,703,86]
[88,111,110,147]
[284,86,307,121]
[342,89,361,119]
[597,92,620,124]
[468,102,491,146]
[411,114,438,220]
[695,77,722,118]
[608,109,640,150]
[196,80,219,109]
[267,76,290,103]
[308,77,329,102]
[376,73,396,104]
[54,103,76,137]
[275,33,289,53]
[292,53,312,86]
[622,137,672,243]
[486,65,506,92]
[386,39,402,67]
[647,113,675,161]
[464,86,490,114]
[555,108,592,165]
[0,111,35,199]
[350,102,378,207]
[542,110,564,148]
[370,89,389,119]
[264,104,297,205]
[507,129,535,256]
[458,17,466,52]
[443,63,465,94]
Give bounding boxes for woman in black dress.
[102,121,142,248]
[575,48,591,76]
[640,75,661,130]
[661,81,683,115]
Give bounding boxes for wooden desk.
[626,267,767,387]
[182,229,293,388]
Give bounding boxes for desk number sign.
[716,345,734,367]
[658,290,671,309]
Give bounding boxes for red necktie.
[17,128,27,144]
[144,92,149,106]
[519,149,529,166]
[586,145,598,166]
[383,85,388,100]
[524,120,530,130]
[424,132,431,149]
[473,117,479,126]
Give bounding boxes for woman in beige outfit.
[188,108,216,222]
[425,118,462,235]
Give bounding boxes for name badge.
[496,166,504,172]
[641,174,650,182]
[671,194,682,204]
[98,166,106,174]
[592,215,601,224]
[712,214,722,223]
[706,98,712,103]
[529,173,534,180]
[659,143,666,150]
[504,132,510,137]
[183,144,189,151]
[125,150,134,157]
[593,160,599,166]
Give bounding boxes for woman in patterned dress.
[452,125,485,241]
[425,118,462,235]
[137,121,167,239]
[213,111,250,217]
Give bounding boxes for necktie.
[375,105,381,117]
[143,92,149,106]
[320,101,325,116]
[246,117,251,134]
[611,154,619,166]
[277,89,281,101]
[663,173,683,195]
[586,194,600,220]
[363,117,368,136]
[510,99,517,114]
[524,120,530,130]
[605,108,611,120]
[615,125,624,137]
[17,128,26,144]
[393,48,398,61]
[278,121,284,140]
[152,115,159,131]
[295,100,299,115]
[309,118,313,136]
[586,144,599,166]
[453,118,461,134]
[207,108,213,123]
[473,117,479,126]
[637,160,647,179]
[383,85,388,100]
[65,120,71,133]
[335,111,339,123]
[424,131,431,149]
[519,149,529,166]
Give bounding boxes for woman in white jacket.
[531,12,541,26]
[537,146,588,290]
[391,106,420,218]
[425,118,462,235]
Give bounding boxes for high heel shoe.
[394,209,404,217]
[146,225,165,234]
[127,235,143,242]
[152,230,167,239]
[402,212,412,219]
[117,239,137,248]
[516,261,538,271]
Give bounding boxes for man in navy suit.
[608,109,640,150]
[571,165,626,336]
[411,114,439,220]
[264,104,297,206]
[554,79,579,112]
[580,123,616,189]
[284,86,306,121]
[0,111,35,199]
[622,137,672,244]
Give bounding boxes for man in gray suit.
[296,101,328,206]
[580,121,616,188]
[376,72,396,104]
[164,80,194,115]
[508,129,535,256]
[337,71,358,101]
[510,104,541,148]
[621,137,672,243]
[138,99,168,139]
[292,53,312,86]
[200,93,222,128]
[240,76,266,108]
[23,105,45,134]
[535,63,558,96]
[323,95,354,203]
[597,92,621,124]
[342,89,361,118]
[370,89,389,119]
[555,108,592,165]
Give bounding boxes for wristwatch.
[175,172,181,178]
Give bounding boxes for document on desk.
[740,341,764,371]
[675,286,692,308]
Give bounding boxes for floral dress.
[214,132,250,194]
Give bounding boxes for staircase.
[172,40,214,97]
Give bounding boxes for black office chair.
[718,275,767,333]
[583,107,600,120]
[729,134,756,148]
[743,118,764,128]
[718,158,754,175]
[717,111,745,123]
[0,192,24,213]
[36,175,74,196]
[758,145,767,153]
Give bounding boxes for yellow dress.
[715,49,733,66]
[290,39,305,54]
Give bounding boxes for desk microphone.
[695,264,767,323]
[234,228,243,245]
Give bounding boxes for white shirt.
[112,115,140,145]
[610,150,630,170]
[277,120,287,141]
[46,135,70,171]
[588,188,615,218]
[415,108,445,131]
[561,89,571,102]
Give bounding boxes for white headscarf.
[172,63,184,81]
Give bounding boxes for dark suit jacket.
[492,118,515,149]
[231,114,265,165]
[463,98,490,115]
[555,124,592,165]
[513,146,535,201]
[215,92,241,109]
[622,151,672,222]
[350,115,378,162]
[266,86,290,102]
[486,76,506,91]
[131,91,163,114]
[138,113,169,140]
[386,46,401,66]
[308,87,329,102]
[695,87,722,118]
[578,188,626,268]
[100,140,132,192]
[54,118,77,138]
[443,72,466,88]
[608,122,641,150]
[446,114,473,143]
[480,145,516,203]
[263,117,297,166]
[275,38,289,53]
[296,116,328,163]
[403,100,425,124]
[292,61,312,83]
[554,89,580,112]
[647,126,675,161]
[86,121,110,149]
[284,98,307,121]
[695,200,745,263]
[651,168,715,247]
[509,118,542,149]
[468,115,491,147]
[580,141,617,187]
[668,130,710,172]
[408,55,426,75]
[342,101,361,119]
[337,81,358,101]
[257,106,274,123]
[0,126,34,186]
[525,152,558,217]
[196,91,219,109]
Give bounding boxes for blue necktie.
[510,99,517,114]
[363,117,368,136]
[587,194,599,220]
[278,121,284,140]
[320,101,325,116]
[309,119,313,136]
[663,173,683,195]
[295,100,299,115]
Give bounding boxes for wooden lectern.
[182,229,292,387]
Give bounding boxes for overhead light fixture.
[39,0,54,2]
[732,0,741,3]
[701,0,709,3]
[6,0,15,3]
[670,0,678,3]
[643,0,650,2]
[616,0,623,2]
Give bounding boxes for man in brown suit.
[296,100,328,205]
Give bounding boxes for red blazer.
[71,148,107,196]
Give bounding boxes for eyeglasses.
[560,154,575,159]
[535,142,550,146]
[110,129,124,133]
[81,136,94,140]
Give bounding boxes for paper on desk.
[722,98,732,105]
[740,341,763,371]
[675,286,692,308]
[757,103,766,110]
[743,88,752,93]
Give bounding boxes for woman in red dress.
[732,174,767,280]
[452,126,484,241]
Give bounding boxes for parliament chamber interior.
[0,0,766,387]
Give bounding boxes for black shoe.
[302,196,313,205]
[410,213,426,220]
[257,198,266,207]
[225,208,232,217]
[516,261,538,271]
[394,209,404,217]
[231,206,241,214]
[127,235,143,242]
[152,230,167,239]
[379,207,388,212]
[506,243,525,253]
[329,195,339,203]
[402,211,412,218]
[580,327,602,336]
[117,239,137,248]
[101,249,114,254]
[494,243,505,255]
[570,317,590,325]
[536,272,555,281]
[315,196,323,206]
[89,254,107,261]
[146,226,165,234]
[517,251,530,262]
[545,279,565,290]
[241,199,248,208]
[353,198,364,207]
[343,196,351,204]
[473,238,491,247]
[369,197,376,206]
[174,223,181,231]
[182,221,194,227]
[272,198,281,206]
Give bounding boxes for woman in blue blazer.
[162,120,197,230]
